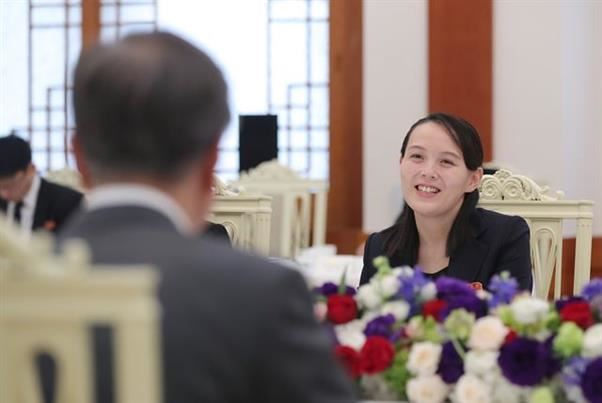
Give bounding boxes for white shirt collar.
[85,183,193,235]
[22,173,41,209]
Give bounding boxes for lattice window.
[0,0,328,179]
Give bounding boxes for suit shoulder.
[41,178,84,200]
[475,207,528,227]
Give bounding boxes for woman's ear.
[467,167,484,192]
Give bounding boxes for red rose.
[504,329,518,344]
[422,299,448,322]
[360,336,395,374]
[560,301,594,329]
[335,345,362,378]
[327,295,357,324]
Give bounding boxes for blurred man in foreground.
[59,32,354,403]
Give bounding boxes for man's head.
[0,134,35,202]
[72,32,230,228]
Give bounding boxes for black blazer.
[0,178,83,233]
[360,208,533,291]
[202,221,231,246]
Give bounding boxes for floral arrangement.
[313,257,602,403]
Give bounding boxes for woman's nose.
[420,164,438,180]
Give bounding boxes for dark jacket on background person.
[0,178,83,233]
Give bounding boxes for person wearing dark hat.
[0,134,83,235]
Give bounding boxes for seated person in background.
[0,134,83,235]
[59,32,354,403]
[202,221,231,246]
[360,112,532,291]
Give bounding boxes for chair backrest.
[478,169,594,299]
[0,217,161,403]
[231,160,329,258]
[209,175,272,255]
[45,168,85,193]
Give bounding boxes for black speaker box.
[239,114,278,172]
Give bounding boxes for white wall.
[494,0,602,235]
[363,0,427,232]
[363,0,602,236]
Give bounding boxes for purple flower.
[364,314,396,339]
[488,274,519,308]
[436,277,476,300]
[543,336,562,378]
[394,269,431,316]
[562,357,590,387]
[437,341,464,383]
[313,282,356,297]
[581,279,602,302]
[581,357,602,403]
[498,337,549,386]
[434,277,486,319]
[441,294,487,319]
[555,296,587,311]
[590,295,602,321]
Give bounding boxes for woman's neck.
[415,213,455,247]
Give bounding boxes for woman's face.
[400,122,482,221]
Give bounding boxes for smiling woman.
[359,113,533,291]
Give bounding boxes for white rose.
[357,284,382,310]
[420,282,438,302]
[407,341,442,376]
[359,374,399,401]
[490,374,526,403]
[476,289,490,300]
[406,316,425,339]
[510,297,549,325]
[468,316,508,351]
[464,350,499,378]
[392,265,414,277]
[582,323,602,358]
[334,320,366,350]
[376,274,400,298]
[380,300,410,321]
[453,374,491,403]
[406,374,448,403]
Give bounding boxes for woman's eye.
[410,154,423,160]
[441,159,454,166]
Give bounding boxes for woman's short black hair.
[383,112,484,265]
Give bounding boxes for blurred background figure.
[0,133,83,236]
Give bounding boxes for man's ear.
[71,133,92,189]
[467,167,484,193]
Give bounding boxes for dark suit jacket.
[0,178,83,233]
[360,208,532,291]
[57,206,354,403]
[202,221,231,246]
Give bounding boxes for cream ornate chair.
[0,218,161,403]
[478,169,594,299]
[209,175,272,255]
[45,167,85,193]
[231,160,329,258]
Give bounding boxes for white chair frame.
[478,169,593,298]
[232,160,328,258]
[0,219,161,403]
